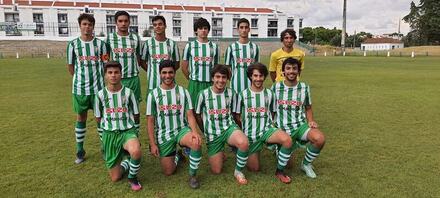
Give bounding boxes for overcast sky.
[90,0,418,35]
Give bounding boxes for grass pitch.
[1,56,439,197]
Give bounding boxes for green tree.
[403,0,440,45]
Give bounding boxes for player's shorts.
[248,127,279,154]
[72,94,95,114]
[206,124,241,157]
[121,76,141,102]
[102,128,138,169]
[289,123,311,151]
[188,79,212,105]
[158,126,191,157]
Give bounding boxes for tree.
[403,0,440,45]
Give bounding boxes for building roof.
[362,38,403,44]
[3,0,275,13]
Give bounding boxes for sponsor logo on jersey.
[277,99,303,106]
[159,104,182,111]
[79,56,100,61]
[246,107,267,113]
[113,48,135,53]
[106,107,128,113]
[236,58,254,64]
[193,56,212,62]
[151,54,170,60]
[208,109,229,115]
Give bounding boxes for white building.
[0,0,302,41]
[361,38,404,51]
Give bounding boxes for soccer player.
[269,29,305,82]
[66,13,108,164]
[94,61,142,191]
[225,18,260,93]
[195,64,249,185]
[234,63,293,183]
[106,11,143,103]
[146,60,203,189]
[141,15,180,92]
[182,17,219,105]
[271,57,326,178]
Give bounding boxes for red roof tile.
[101,3,140,9]
[165,5,183,11]
[183,5,203,11]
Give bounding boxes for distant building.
[361,38,404,51]
[0,0,301,41]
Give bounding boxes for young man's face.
[238,22,250,38]
[283,63,299,82]
[80,19,94,36]
[160,67,175,86]
[282,32,295,48]
[153,19,166,35]
[116,15,130,33]
[212,72,228,91]
[196,27,209,39]
[250,69,265,89]
[105,67,122,85]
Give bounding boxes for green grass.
[1,56,439,197]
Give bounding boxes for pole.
[341,0,347,53]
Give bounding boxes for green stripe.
[121,36,129,77]
[175,87,183,129]
[121,88,128,128]
[166,89,174,133]
[151,39,157,88]
[193,41,199,81]
[201,42,207,81]
[112,33,119,62]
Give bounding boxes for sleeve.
[184,89,193,110]
[173,41,180,61]
[66,41,75,65]
[233,92,242,114]
[269,89,276,112]
[94,93,103,118]
[255,45,260,62]
[182,43,190,61]
[214,44,219,65]
[230,90,237,113]
[224,45,232,66]
[195,91,204,114]
[141,40,149,61]
[268,52,277,72]
[304,85,312,106]
[136,34,141,56]
[129,90,140,115]
[270,84,278,110]
[145,91,156,116]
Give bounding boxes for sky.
[74,0,419,35]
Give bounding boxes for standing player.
[182,17,219,105]
[234,63,293,183]
[269,29,305,82]
[141,15,180,92]
[225,18,260,93]
[195,64,250,185]
[146,60,203,189]
[94,61,142,191]
[271,57,326,178]
[66,13,108,164]
[106,11,143,103]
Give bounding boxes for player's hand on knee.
[190,131,202,146]
[149,144,159,157]
[308,121,318,128]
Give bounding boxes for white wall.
[361,43,404,51]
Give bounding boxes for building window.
[173,19,181,37]
[4,13,21,36]
[212,18,222,37]
[33,13,44,35]
[287,18,294,28]
[251,18,258,28]
[58,13,69,36]
[129,15,138,33]
[173,20,181,27]
[172,12,181,18]
[106,15,115,34]
[232,18,240,37]
[251,34,258,38]
[268,19,278,37]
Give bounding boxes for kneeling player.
[195,64,250,185]
[146,60,203,189]
[272,58,326,178]
[234,63,293,183]
[94,61,142,191]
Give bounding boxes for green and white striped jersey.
[183,40,219,82]
[271,81,312,135]
[141,38,180,90]
[146,85,192,144]
[235,88,275,142]
[66,37,108,95]
[225,41,260,93]
[106,32,141,78]
[94,86,140,131]
[195,87,237,142]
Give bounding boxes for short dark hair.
[77,13,95,26]
[115,11,130,21]
[280,29,297,41]
[237,18,250,28]
[247,62,268,80]
[211,64,230,79]
[159,60,176,72]
[152,15,166,26]
[104,61,122,73]
[282,57,302,72]
[193,17,210,32]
